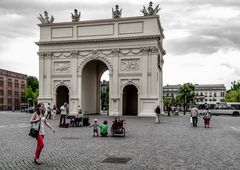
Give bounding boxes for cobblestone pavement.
[0,111,240,170]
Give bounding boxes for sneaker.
[34,159,42,165]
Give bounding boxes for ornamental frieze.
[54,61,71,72]
[53,52,72,59]
[121,59,140,71]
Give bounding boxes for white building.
[36,10,165,116]
[163,84,226,108]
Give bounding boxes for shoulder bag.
[29,119,41,138]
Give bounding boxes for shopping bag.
[190,117,193,124]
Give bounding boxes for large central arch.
[81,60,108,114]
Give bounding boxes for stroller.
[111,117,125,137]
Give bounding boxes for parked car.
[25,107,35,113]
[210,106,240,116]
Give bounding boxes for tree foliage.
[27,76,39,92]
[21,76,39,104]
[225,81,240,102]
[178,83,195,114]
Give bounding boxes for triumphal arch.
[36,3,165,116]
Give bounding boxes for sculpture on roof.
[71,9,81,22]
[112,5,122,19]
[38,11,54,24]
[140,1,160,16]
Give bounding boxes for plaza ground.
[0,111,240,170]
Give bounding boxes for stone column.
[70,50,79,114]
[141,47,149,97]
[45,52,52,100]
[110,48,119,116]
[38,52,45,99]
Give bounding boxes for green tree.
[225,81,240,102]
[21,87,35,103]
[27,76,39,92]
[178,83,195,115]
[101,84,109,110]
[21,76,39,105]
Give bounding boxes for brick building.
[0,69,27,111]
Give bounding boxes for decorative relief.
[54,80,70,94]
[78,55,113,74]
[54,61,71,72]
[38,52,45,59]
[120,79,140,93]
[121,59,140,71]
[53,52,72,59]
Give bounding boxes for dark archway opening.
[56,86,69,109]
[123,85,138,116]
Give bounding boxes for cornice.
[35,35,162,46]
[37,15,160,27]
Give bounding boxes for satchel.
[29,120,41,138]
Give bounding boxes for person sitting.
[100,120,108,137]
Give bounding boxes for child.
[100,120,108,137]
[90,119,99,137]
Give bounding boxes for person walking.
[52,105,58,120]
[59,102,67,127]
[203,108,211,128]
[154,105,161,123]
[190,105,199,127]
[46,103,52,119]
[30,103,55,165]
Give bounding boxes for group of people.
[190,105,212,128]
[90,119,108,137]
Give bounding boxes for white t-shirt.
[60,105,67,115]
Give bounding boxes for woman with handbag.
[203,108,211,128]
[30,103,55,165]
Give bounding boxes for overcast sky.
[0,0,239,90]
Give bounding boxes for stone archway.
[56,86,69,109]
[81,60,108,114]
[122,85,138,116]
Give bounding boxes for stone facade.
[0,69,27,110]
[36,15,165,116]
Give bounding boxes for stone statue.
[112,5,122,19]
[71,9,81,22]
[140,1,160,16]
[38,11,54,24]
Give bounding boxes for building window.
[8,82,12,88]
[15,83,19,89]
[214,92,217,97]
[0,90,3,95]
[205,99,207,101]
[0,81,3,87]
[21,84,25,89]
[8,99,11,105]
[8,90,12,96]
[205,92,207,97]
[15,91,19,97]
[15,99,19,106]
[0,98,3,104]
[209,92,212,97]
[221,92,225,97]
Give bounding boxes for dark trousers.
[46,111,51,119]
[192,117,198,127]
[60,115,66,126]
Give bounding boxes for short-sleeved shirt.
[60,106,67,115]
[100,124,108,135]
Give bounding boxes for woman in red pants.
[203,108,211,128]
[30,103,55,165]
